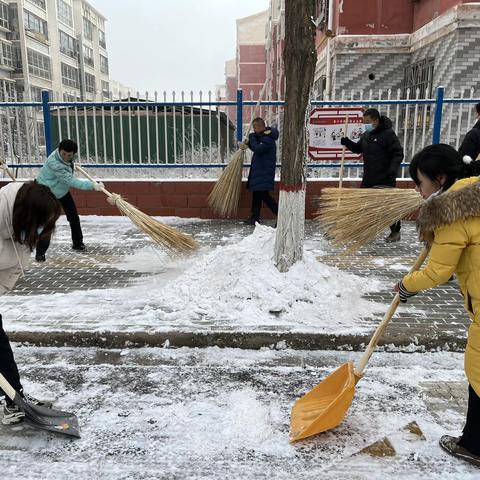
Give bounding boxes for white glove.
[93,181,104,191]
[238,141,249,151]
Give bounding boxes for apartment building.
[0,0,109,102]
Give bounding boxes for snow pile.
[2,224,384,334]
[154,224,383,330]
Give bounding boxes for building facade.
[315,0,480,100]
[0,0,109,102]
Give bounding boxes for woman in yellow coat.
[396,144,480,468]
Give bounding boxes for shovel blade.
[14,395,81,438]
[289,361,356,442]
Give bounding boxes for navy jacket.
[247,127,279,192]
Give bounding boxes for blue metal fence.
[0,86,478,178]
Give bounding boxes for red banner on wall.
[308,107,365,161]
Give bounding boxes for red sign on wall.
[308,107,365,161]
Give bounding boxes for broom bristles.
[208,149,246,217]
[315,188,425,252]
[112,195,198,252]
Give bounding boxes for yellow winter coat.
[402,176,480,396]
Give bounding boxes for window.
[1,42,12,67]
[12,44,22,70]
[27,48,51,79]
[315,0,328,30]
[57,0,73,27]
[403,57,435,129]
[100,54,108,74]
[30,86,52,101]
[101,80,109,97]
[0,2,8,29]
[37,121,45,145]
[63,92,79,101]
[98,29,106,48]
[24,9,48,40]
[61,62,79,88]
[83,18,93,41]
[59,29,76,58]
[83,44,93,67]
[27,0,46,10]
[85,72,95,93]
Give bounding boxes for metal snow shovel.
[0,373,81,438]
[289,246,429,442]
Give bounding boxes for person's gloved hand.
[93,181,105,191]
[238,141,249,151]
[264,129,271,135]
[340,137,348,146]
[394,281,417,303]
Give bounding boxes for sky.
[92,0,270,97]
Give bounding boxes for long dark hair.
[409,144,480,192]
[12,182,61,251]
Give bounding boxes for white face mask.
[37,226,44,235]
[426,188,442,201]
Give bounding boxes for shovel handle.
[354,246,430,377]
[0,372,17,402]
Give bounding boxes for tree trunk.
[274,0,317,272]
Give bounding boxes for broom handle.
[354,246,429,377]
[75,164,112,198]
[242,81,269,143]
[0,159,17,182]
[338,114,349,190]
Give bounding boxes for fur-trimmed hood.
[417,176,480,239]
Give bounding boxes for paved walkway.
[0,347,476,480]
[0,217,469,351]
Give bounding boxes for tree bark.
[274,0,317,272]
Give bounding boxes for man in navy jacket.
[242,117,279,225]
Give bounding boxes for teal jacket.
[37,150,94,199]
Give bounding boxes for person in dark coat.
[459,103,480,162]
[241,117,279,225]
[340,108,404,242]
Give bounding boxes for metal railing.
[0,86,478,179]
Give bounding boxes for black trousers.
[0,314,23,402]
[251,190,278,221]
[458,384,480,455]
[36,191,83,256]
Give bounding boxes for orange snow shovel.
[289,246,429,442]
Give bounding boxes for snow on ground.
[0,347,476,479]
[2,224,385,334]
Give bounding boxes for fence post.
[41,90,53,156]
[236,89,243,142]
[432,86,444,144]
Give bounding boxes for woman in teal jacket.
[36,139,103,261]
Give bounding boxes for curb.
[10,330,467,352]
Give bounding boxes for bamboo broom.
[208,83,269,217]
[316,187,424,252]
[75,165,198,252]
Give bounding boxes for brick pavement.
[2,217,471,350]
